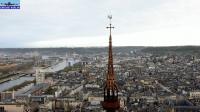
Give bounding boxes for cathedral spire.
[106,15,115,81]
[102,15,120,112]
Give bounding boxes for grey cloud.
[0,0,199,47]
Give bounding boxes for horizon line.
[0,45,200,49]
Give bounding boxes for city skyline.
[0,0,200,48]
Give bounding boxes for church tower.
[102,15,120,112]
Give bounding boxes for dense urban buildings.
[1,44,200,112]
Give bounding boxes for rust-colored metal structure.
[102,15,120,112]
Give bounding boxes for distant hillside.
[1,46,199,56]
[141,46,200,55]
[0,47,143,55]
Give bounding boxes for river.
[0,76,35,92]
[45,58,79,73]
[0,59,79,92]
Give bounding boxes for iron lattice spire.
[102,15,120,112]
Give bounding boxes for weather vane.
[108,15,112,24]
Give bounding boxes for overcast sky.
[0,0,200,48]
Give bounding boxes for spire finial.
[106,15,114,36]
[108,15,112,24]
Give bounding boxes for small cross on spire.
[106,15,114,36]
